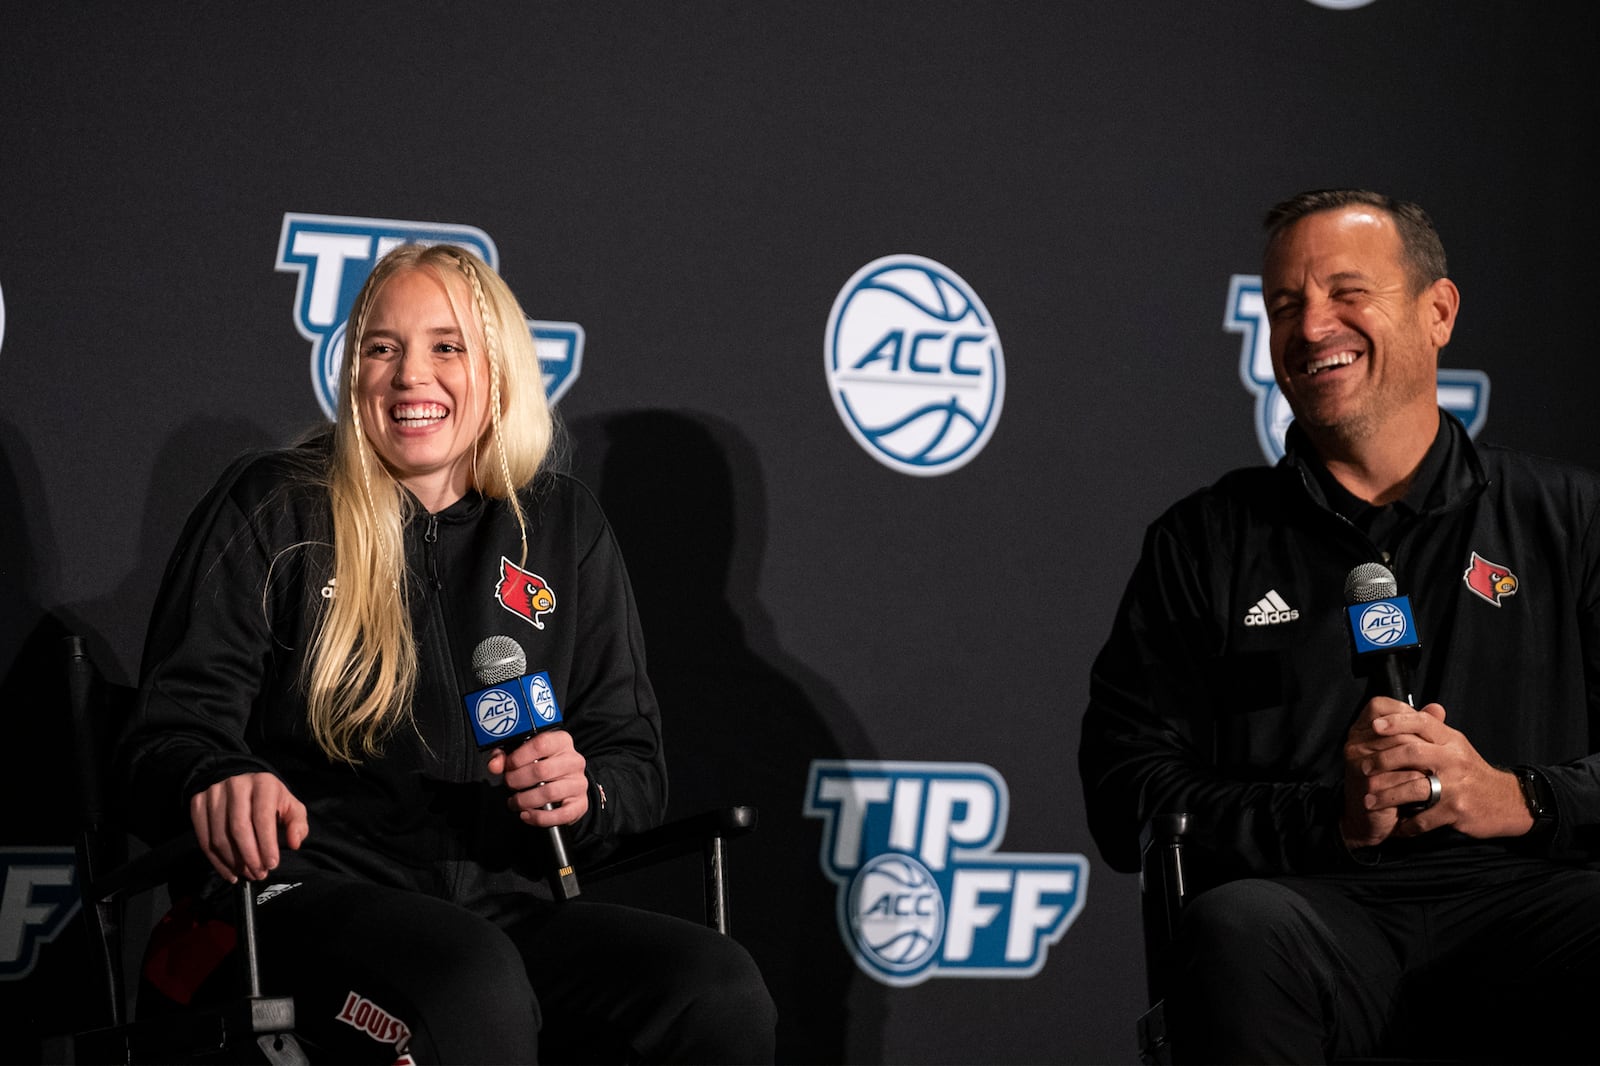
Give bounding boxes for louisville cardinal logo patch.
[1463,551,1519,607]
[497,557,556,629]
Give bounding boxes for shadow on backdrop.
[567,409,883,1065]
[65,416,284,687]
[0,416,277,1062]
[0,417,82,1063]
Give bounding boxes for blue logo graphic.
[1348,596,1420,655]
[464,671,562,749]
[0,848,79,981]
[804,761,1086,987]
[826,255,1005,476]
[276,214,584,419]
[1225,274,1489,462]
[474,688,523,738]
[528,673,558,724]
[1359,602,1408,646]
[849,852,945,975]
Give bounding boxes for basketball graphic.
[847,852,945,977]
[826,255,1005,476]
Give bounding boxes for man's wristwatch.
[1511,765,1557,831]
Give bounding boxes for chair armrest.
[1139,812,1191,1007]
[585,805,758,882]
[83,834,196,907]
[582,805,758,934]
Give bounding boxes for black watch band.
[1512,765,1557,828]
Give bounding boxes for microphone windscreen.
[1344,562,1398,605]
[472,635,526,685]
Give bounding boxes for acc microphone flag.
[1345,597,1421,657]
[1343,561,1423,711]
[1343,561,1422,659]
[464,671,564,750]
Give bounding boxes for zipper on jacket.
[417,509,467,897]
[424,513,442,590]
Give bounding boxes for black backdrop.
[3,2,1597,1061]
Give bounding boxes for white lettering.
[817,777,891,869]
[0,865,72,963]
[889,778,922,854]
[921,779,994,870]
[291,232,372,327]
[1006,870,1075,961]
[943,868,1010,960]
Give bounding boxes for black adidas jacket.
[117,440,665,912]
[1079,413,1600,881]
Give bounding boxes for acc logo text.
[276,213,584,418]
[804,760,1086,987]
[1346,595,1421,656]
[826,255,1005,477]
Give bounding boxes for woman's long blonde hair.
[306,243,553,762]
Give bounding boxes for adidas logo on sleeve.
[1243,589,1300,626]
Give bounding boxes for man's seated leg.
[1165,877,1403,1064]
[1413,863,1600,1063]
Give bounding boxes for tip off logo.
[826,255,1005,476]
[805,760,1086,987]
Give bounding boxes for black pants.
[148,877,777,1064]
[1165,854,1600,1064]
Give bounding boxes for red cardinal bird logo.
[496,557,557,629]
[1463,551,1519,607]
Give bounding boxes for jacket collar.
[1279,408,1487,520]
[401,485,488,526]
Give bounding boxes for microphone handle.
[1381,654,1429,817]
[545,821,580,901]
[1382,655,1415,708]
[508,730,581,901]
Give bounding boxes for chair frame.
[68,634,307,1064]
[1135,812,1189,1066]
[64,634,757,1064]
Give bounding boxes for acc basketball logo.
[0,848,79,981]
[826,255,1005,476]
[276,213,584,419]
[473,688,523,738]
[1224,274,1489,462]
[527,674,560,724]
[1358,601,1409,646]
[804,761,1086,987]
[496,556,556,630]
[1463,551,1519,606]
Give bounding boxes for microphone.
[1344,563,1430,817]
[1343,562,1422,705]
[466,635,581,900]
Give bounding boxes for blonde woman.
[119,244,775,1063]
